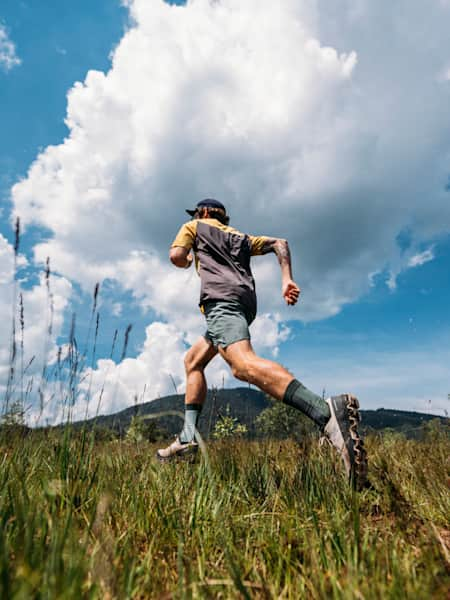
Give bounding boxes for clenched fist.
[282,279,300,306]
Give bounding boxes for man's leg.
[218,339,330,428]
[219,339,367,488]
[157,337,217,461]
[179,337,218,443]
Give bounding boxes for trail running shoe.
[156,436,199,463]
[323,394,368,490]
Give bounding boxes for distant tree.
[212,405,247,439]
[91,426,118,442]
[1,399,25,427]
[421,418,449,441]
[0,400,30,440]
[126,416,164,443]
[255,397,315,440]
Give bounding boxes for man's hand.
[260,238,299,305]
[282,279,300,305]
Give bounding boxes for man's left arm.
[170,247,193,269]
[170,221,197,269]
[251,236,301,306]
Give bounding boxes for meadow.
[1,427,449,599]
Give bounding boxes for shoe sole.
[345,394,368,491]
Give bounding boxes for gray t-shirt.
[171,217,269,317]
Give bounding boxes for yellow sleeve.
[249,235,270,256]
[171,221,197,250]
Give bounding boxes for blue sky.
[0,1,128,229]
[1,0,449,421]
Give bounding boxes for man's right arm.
[260,238,292,276]
[252,237,301,306]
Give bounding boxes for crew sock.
[283,379,331,428]
[179,403,202,443]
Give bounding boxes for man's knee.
[230,363,246,381]
[184,351,197,374]
[184,348,207,374]
[230,358,256,383]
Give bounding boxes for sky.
[0,0,449,423]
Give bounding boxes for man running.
[157,199,367,488]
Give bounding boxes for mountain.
[79,387,271,437]
[75,387,448,438]
[360,408,446,432]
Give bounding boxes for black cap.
[186,198,227,217]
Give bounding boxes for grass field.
[1,427,449,599]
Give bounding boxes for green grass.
[1,430,449,599]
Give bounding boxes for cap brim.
[186,209,196,216]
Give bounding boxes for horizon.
[46,387,450,426]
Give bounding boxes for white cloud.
[11,0,361,323]
[13,0,450,319]
[408,247,435,268]
[0,235,72,421]
[386,271,398,292]
[8,0,450,413]
[386,244,436,290]
[0,24,21,71]
[111,302,122,316]
[250,313,291,358]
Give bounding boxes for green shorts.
[203,300,255,349]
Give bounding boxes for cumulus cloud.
[11,0,361,318]
[0,24,21,71]
[8,0,450,414]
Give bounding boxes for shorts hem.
[219,334,251,350]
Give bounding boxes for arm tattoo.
[260,238,278,255]
[273,239,291,268]
[260,238,292,269]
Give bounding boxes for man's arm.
[260,238,293,279]
[259,238,301,306]
[169,246,193,269]
[170,221,197,268]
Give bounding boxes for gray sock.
[179,404,202,443]
[283,379,331,428]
